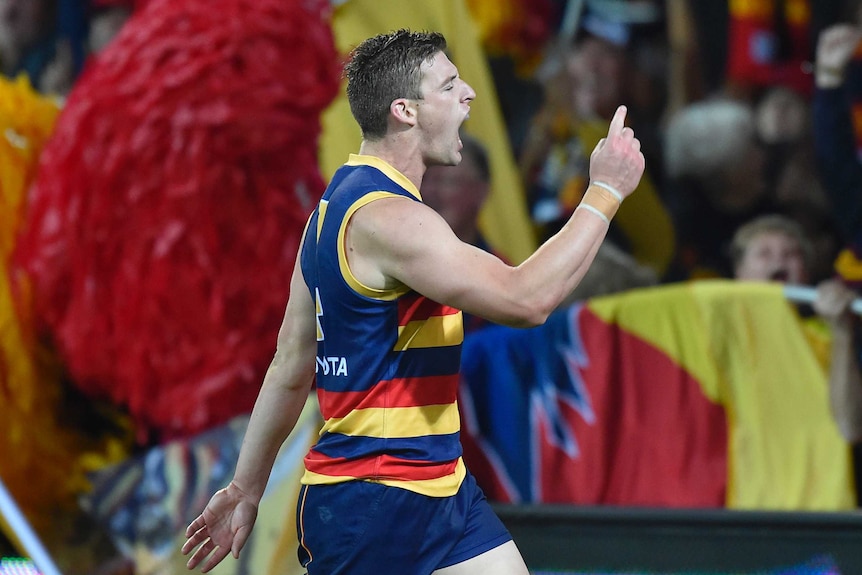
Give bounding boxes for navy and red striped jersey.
[299,154,466,497]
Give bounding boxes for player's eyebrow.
[437,74,458,89]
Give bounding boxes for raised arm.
[182,246,317,571]
[349,105,644,327]
[812,24,862,239]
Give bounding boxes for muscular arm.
[350,198,608,327]
[349,106,645,328]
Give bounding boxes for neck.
[359,136,425,189]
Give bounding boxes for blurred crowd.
[497,4,862,408]
[9,0,856,279]
[458,1,862,438]
[0,0,134,96]
[6,0,862,458]
[463,0,862,496]
[6,0,862,471]
[490,0,848,288]
[4,0,862,571]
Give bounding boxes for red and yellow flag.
[460,280,855,510]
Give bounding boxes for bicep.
[354,199,526,323]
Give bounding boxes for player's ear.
[391,97,418,127]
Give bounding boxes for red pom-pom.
[15,0,340,443]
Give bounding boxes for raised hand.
[813,279,857,329]
[815,24,862,88]
[588,105,646,200]
[182,482,258,572]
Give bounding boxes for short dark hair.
[344,29,447,140]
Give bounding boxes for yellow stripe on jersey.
[346,154,422,201]
[322,403,461,438]
[316,198,329,240]
[394,313,464,351]
[336,190,411,301]
[373,457,466,496]
[301,458,466,498]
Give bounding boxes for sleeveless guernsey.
[299,154,466,498]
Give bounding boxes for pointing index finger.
[608,105,628,137]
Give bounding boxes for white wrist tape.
[575,203,610,223]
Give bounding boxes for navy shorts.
[295,471,512,575]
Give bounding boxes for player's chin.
[452,138,463,163]
[439,148,461,166]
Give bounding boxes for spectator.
[812,19,862,246]
[808,9,862,502]
[755,85,842,284]
[731,214,862,444]
[663,97,776,280]
[732,214,812,284]
[520,4,675,278]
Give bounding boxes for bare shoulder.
[346,194,463,291]
[350,194,450,252]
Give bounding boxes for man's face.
[415,52,476,167]
[735,231,808,284]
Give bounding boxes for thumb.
[232,525,252,558]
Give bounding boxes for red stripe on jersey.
[304,451,459,481]
[398,293,460,325]
[318,375,459,420]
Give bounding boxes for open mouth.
[769,269,789,282]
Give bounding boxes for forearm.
[231,351,314,502]
[512,204,610,323]
[827,324,862,443]
[453,182,621,327]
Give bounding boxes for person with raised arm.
[182,29,644,574]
